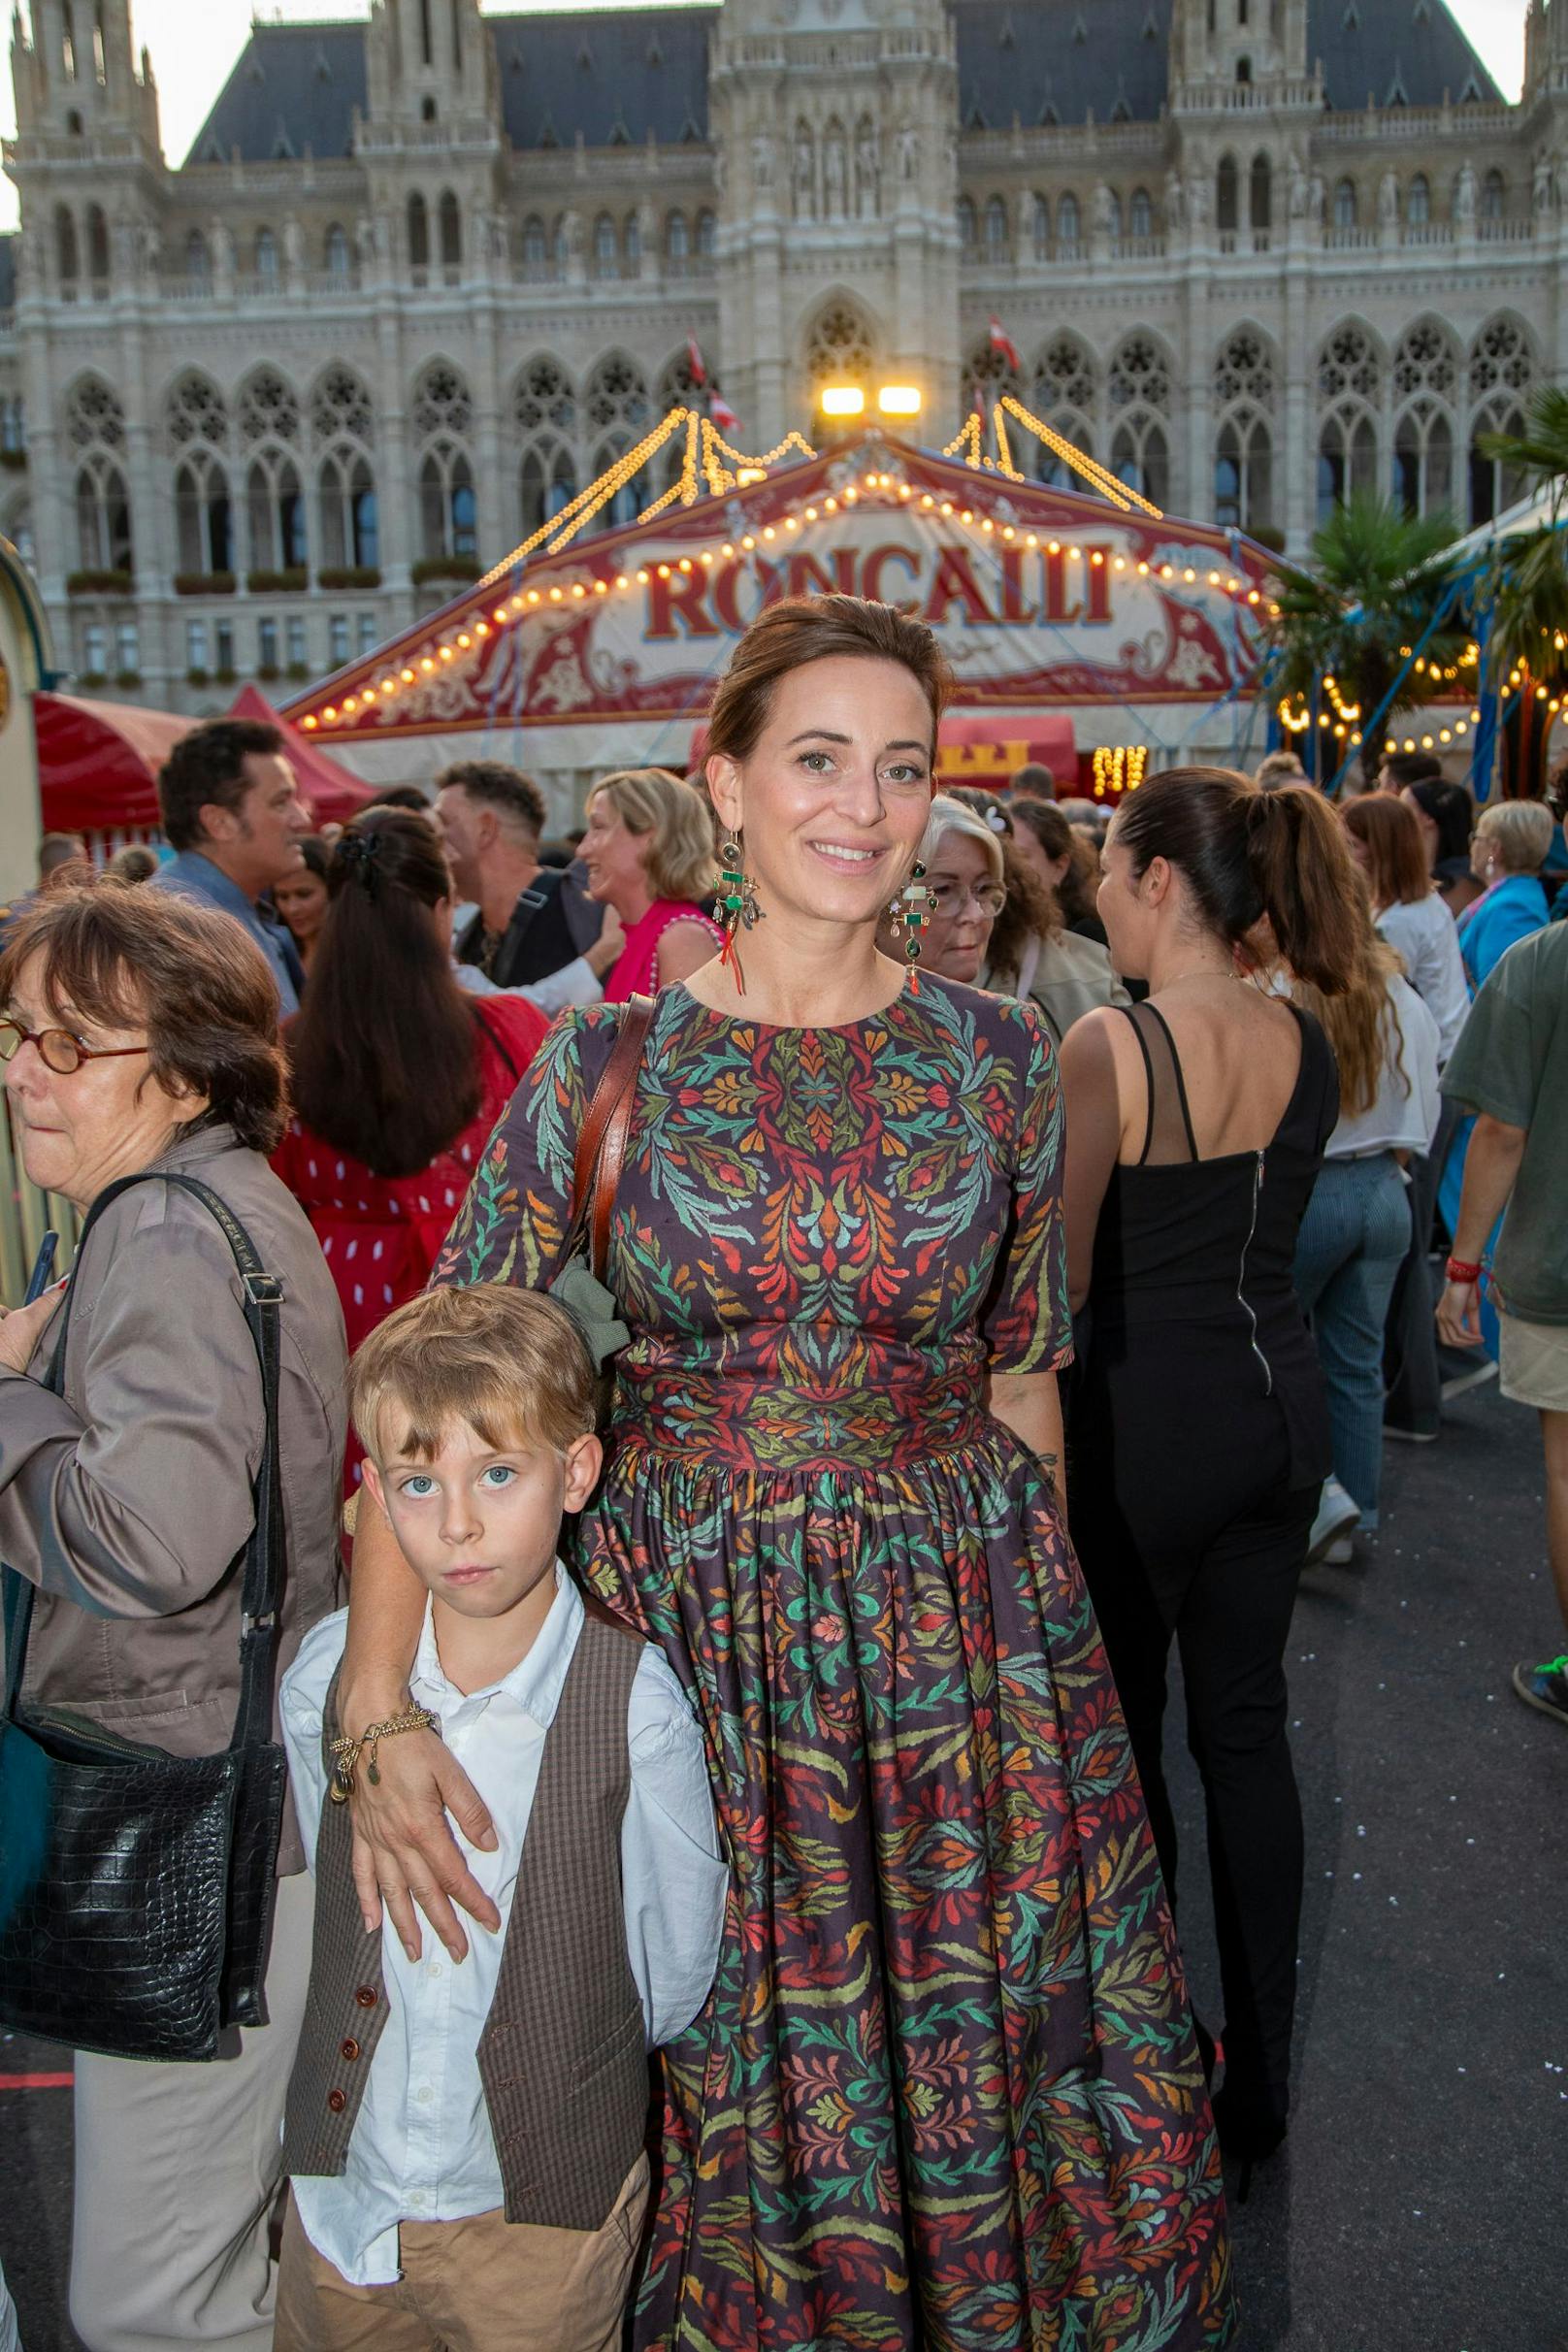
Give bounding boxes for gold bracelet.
[328,1704,440,1805]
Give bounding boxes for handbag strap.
[568,995,656,1286]
[1,1169,285,1758]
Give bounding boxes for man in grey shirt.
[151,719,312,1013]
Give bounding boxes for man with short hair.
[435,760,604,991]
[1009,761,1056,801]
[152,718,312,1013]
[1376,749,1444,796]
[1438,857,1568,1725]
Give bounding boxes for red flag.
[989,315,1022,373]
[709,388,739,435]
[686,336,707,388]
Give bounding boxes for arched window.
[55,205,79,289]
[85,203,110,285]
[957,195,977,251]
[513,357,577,538]
[585,352,653,525]
[438,190,461,270]
[407,192,429,271]
[1029,333,1097,484]
[666,212,689,269]
[1333,178,1357,231]
[255,228,278,288]
[1408,174,1431,226]
[324,223,350,279]
[175,452,233,574]
[1389,321,1458,517]
[984,194,1009,258]
[593,212,618,278]
[1316,321,1382,520]
[1108,335,1171,507]
[1213,328,1276,529]
[239,368,305,572]
[1217,156,1239,233]
[1111,415,1169,506]
[1058,190,1081,248]
[521,214,548,277]
[1235,54,1251,83]
[311,364,377,571]
[185,231,210,291]
[1105,189,1124,241]
[66,376,132,572]
[412,362,475,558]
[624,212,641,270]
[1482,169,1505,222]
[696,209,716,260]
[1250,153,1272,231]
[1129,186,1154,240]
[1468,316,1533,524]
[1030,191,1050,258]
[805,301,877,403]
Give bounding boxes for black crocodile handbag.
[0,1174,290,2062]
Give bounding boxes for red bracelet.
[1445,1257,1483,1285]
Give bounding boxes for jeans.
[0,2258,18,2352]
[1294,1154,1412,1531]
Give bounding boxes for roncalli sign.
[288,432,1272,755]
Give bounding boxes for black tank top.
[1083,998,1339,1486]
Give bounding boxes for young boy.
[274,1286,727,2352]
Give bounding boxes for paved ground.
[2,1379,1564,2352]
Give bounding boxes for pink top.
[604,898,724,1002]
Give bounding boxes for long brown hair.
[1113,767,1361,993]
[1342,795,1430,909]
[1011,796,1099,931]
[1291,872,1405,1119]
[286,809,481,1177]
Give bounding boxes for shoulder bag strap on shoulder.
[2,1168,284,1755]
[565,996,656,1285]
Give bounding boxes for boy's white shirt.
[281,1567,728,2286]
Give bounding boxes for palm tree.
[1266,494,1465,786]
[1476,388,1568,797]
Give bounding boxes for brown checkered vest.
[281,1611,649,2234]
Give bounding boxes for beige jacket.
[996,929,1130,1047]
[0,1124,346,1873]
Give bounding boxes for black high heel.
[1211,2077,1289,2205]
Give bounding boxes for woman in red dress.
[579,767,723,999]
[272,807,547,1375]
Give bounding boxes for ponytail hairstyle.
[1111,766,1361,994]
[1290,869,1406,1121]
[286,808,482,1177]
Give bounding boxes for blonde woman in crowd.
[578,767,723,999]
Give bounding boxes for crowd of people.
[0,590,1560,2352]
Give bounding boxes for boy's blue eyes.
[397,1465,518,1497]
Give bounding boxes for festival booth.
[283,425,1273,817]
[33,684,376,844]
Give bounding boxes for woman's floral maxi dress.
[435,975,1235,2352]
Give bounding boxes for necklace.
[1154,965,1238,991]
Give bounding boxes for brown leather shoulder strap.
[569,995,656,1284]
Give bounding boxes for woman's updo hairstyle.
[705,594,954,765]
[1113,766,1360,994]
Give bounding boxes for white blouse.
[1376,891,1471,1062]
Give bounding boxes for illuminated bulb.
[474,623,488,637]
[1114,556,1126,570]
[380,677,396,692]
[1091,551,1104,567]
[456,633,470,647]
[678,557,694,572]
[762,526,776,540]
[843,488,858,504]
[594,579,607,594]
[1049,540,1061,555]
[784,516,798,532]
[323,704,337,720]
[1208,572,1221,586]
[402,668,415,683]
[1440,728,1453,742]
[1184,567,1196,582]
[939,502,953,516]
[636,569,650,584]
[440,645,454,661]
[657,564,671,578]
[615,574,629,588]
[572,583,585,598]
[302,715,317,730]
[493,607,508,623]
[920,495,934,509]
[721,543,735,558]
[548,587,563,602]
[421,657,436,671]
[1027,534,1038,548]
[1001,526,1015,539]
[805,506,819,521]
[1139,561,1150,575]
[526,590,540,604]
[741,534,756,550]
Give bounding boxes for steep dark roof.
[950,0,1501,129]
[183,5,713,168]
[184,0,1500,166]
[493,7,713,149]
[186,20,367,164]
[1313,0,1501,111]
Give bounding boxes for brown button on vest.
[282,1610,649,2234]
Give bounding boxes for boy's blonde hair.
[350,1286,596,1462]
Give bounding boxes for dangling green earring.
[889,860,936,993]
[718,832,763,994]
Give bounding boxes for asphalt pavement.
[1,1377,1563,2352]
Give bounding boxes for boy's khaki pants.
[273,2153,650,2352]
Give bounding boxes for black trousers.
[1072,1450,1316,2108]
[1383,1094,1462,1435]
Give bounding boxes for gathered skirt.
[575,1415,1236,2352]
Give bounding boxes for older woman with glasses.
[0,883,344,2352]
[877,792,1009,984]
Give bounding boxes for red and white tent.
[283,429,1272,798]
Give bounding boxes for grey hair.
[918,793,1005,884]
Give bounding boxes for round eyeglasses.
[927,880,1007,920]
[0,1016,150,1077]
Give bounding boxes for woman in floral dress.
[339,595,1235,2350]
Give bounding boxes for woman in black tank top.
[1059,769,1358,2177]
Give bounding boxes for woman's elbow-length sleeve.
[0,1212,263,1617]
[432,1005,623,1292]
[983,1002,1074,1375]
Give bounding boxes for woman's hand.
[346,1710,502,1965]
[0,1282,66,1376]
[1436,1277,1484,1350]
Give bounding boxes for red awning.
[934,713,1077,793]
[34,692,191,833]
[34,686,376,836]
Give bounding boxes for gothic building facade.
[0,0,1563,719]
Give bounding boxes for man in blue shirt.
[151,719,312,1013]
